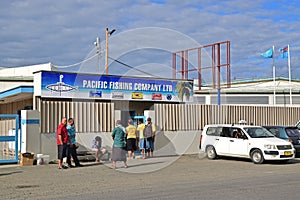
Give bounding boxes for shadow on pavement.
[117,161,165,168]
[0,170,22,177]
[80,162,107,167]
[214,156,300,165]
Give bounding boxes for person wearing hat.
[143,117,156,158]
[126,118,137,159]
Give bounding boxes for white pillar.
[21,110,40,154]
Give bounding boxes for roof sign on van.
[238,120,247,125]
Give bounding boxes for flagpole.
[272,45,276,105]
[288,44,292,105]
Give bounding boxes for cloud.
[0,0,300,82]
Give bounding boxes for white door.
[214,136,230,155]
[229,138,249,156]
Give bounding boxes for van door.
[214,127,231,155]
[229,128,249,157]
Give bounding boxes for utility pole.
[105,28,116,75]
[94,37,101,73]
[105,28,109,75]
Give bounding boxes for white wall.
[41,132,114,161]
[41,131,201,161]
[0,81,33,92]
[154,131,200,156]
[0,63,52,77]
[144,110,155,122]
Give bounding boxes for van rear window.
[206,127,222,136]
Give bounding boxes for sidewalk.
[1,155,300,170]
[104,155,181,173]
[0,155,194,200]
[0,155,181,172]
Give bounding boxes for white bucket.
[41,155,49,165]
[37,154,50,165]
[37,154,43,165]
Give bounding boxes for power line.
[51,51,164,78]
[53,53,100,68]
[108,56,161,78]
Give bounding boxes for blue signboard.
[38,71,193,102]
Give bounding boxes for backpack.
[143,124,153,138]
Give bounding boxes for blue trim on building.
[0,86,33,98]
[0,136,15,142]
[0,160,18,164]
[0,114,20,118]
[21,119,40,124]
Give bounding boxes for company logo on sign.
[152,93,162,100]
[46,75,78,93]
[89,91,102,98]
[166,94,172,100]
[132,92,143,99]
[112,92,124,99]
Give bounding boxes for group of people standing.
[110,117,156,169]
[56,117,82,169]
[56,116,156,170]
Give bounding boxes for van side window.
[206,127,222,136]
[221,127,230,137]
[231,128,244,138]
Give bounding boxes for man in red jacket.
[57,117,69,169]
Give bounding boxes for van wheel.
[206,146,217,159]
[250,149,264,164]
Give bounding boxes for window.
[245,127,274,138]
[228,128,247,139]
[221,127,230,137]
[285,128,300,137]
[268,128,280,137]
[206,127,222,136]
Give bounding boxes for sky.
[1,0,300,83]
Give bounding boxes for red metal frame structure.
[172,41,231,91]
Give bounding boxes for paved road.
[1,155,300,200]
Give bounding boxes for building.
[1,63,300,162]
[0,63,194,161]
[194,77,300,106]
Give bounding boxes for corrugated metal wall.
[37,99,114,133]
[155,104,300,131]
[35,99,300,132]
[0,99,32,114]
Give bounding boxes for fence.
[35,100,300,133]
[0,99,32,114]
[0,115,19,163]
[36,99,115,133]
[155,104,300,131]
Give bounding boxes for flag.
[279,46,288,58]
[261,48,273,58]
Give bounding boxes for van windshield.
[244,127,275,138]
[285,128,300,137]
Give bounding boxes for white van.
[200,124,295,164]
